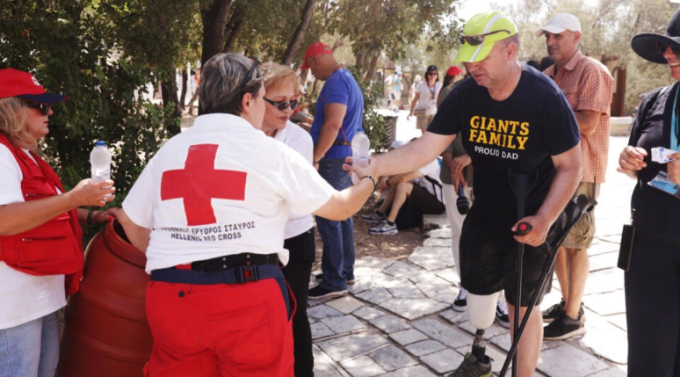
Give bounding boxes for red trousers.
[144,277,294,377]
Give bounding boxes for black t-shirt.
[628,82,680,243]
[429,64,580,229]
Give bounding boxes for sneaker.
[495,300,510,329]
[308,285,348,300]
[543,312,586,340]
[452,288,467,312]
[361,210,386,224]
[314,273,355,285]
[447,353,492,377]
[542,300,565,323]
[369,221,398,235]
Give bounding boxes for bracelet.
[87,210,98,225]
[361,175,377,189]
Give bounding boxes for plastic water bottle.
[90,141,112,196]
[351,130,370,184]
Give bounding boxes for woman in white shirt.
[0,68,115,377]
[407,65,443,134]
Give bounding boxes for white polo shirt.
[274,121,315,240]
[123,114,335,273]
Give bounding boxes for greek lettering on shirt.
[468,115,530,160]
[160,221,256,242]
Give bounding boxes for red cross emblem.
[161,144,247,226]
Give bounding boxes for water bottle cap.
[95,140,106,146]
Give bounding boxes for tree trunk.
[161,76,182,136]
[200,0,233,67]
[355,52,365,71]
[223,7,245,53]
[281,0,318,65]
[179,69,188,111]
[365,52,380,83]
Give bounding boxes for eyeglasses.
[239,58,261,93]
[427,72,438,76]
[655,40,680,55]
[264,97,299,111]
[459,29,512,46]
[24,102,51,115]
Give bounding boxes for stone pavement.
[309,112,633,376]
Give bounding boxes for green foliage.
[348,66,392,153]
[0,0,168,206]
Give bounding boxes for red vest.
[0,133,84,295]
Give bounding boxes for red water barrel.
[57,220,152,377]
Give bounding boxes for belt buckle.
[236,265,258,283]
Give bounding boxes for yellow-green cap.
[454,11,518,63]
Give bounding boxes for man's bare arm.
[574,110,601,136]
[373,132,455,178]
[513,143,582,246]
[313,103,347,163]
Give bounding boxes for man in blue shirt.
[302,42,364,299]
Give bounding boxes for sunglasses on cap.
[264,97,299,111]
[239,58,261,93]
[459,29,512,46]
[24,102,51,115]
[655,40,680,56]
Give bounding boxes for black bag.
[395,202,423,230]
[617,224,635,272]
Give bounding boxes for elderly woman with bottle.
[0,68,115,377]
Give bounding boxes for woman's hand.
[451,154,471,176]
[617,146,647,179]
[667,152,680,184]
[68,179,116,207]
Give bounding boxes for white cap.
[536,13,581,36]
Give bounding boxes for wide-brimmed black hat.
[631,8,680,64]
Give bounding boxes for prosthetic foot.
[447,292,498,377]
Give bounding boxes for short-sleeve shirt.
[274,121,316,239]
[123,114,335,272]
[416,81,443,115]
[544,50,613,183]
[0,145,66,330]
[429,64,580,229]
[310,68,364,159]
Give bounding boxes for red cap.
[300,42,333,70]
[0,68,68,103]
[447,66,464,77]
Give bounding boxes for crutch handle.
[514,222,532,236]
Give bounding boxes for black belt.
[151,264,283,285]
[176,253,279,272]
[332,140,351,146]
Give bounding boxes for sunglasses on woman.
[264,98,299,111]
[459,29,512,46]
[24,102,51,115]
[656,40,680,55]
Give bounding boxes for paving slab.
[317,333,389,362]
[458,320,509,339]
[311,321,336,339]
[356,288,393,305]
[327,296,366,314]
[369,345,418,371]
[584,268,624,295]
[349,277,377,294]
[408,246,455,271]
[382,261,423,278]
[422,238,451,248]
[313,344,349,377]
[439,308,469,324]
[405,340,447,357]
[379,298,449,320]
[587,240,620,256]
[370,274,410,289]
[588,367,627,377]
[377,365,436,377]
[582,290,626,316]
[588,251,619,272]
[369,314,412,334]
[341,356,386,377]
[412,276,454,298]
[537,345,609,377]
[427,228,452,239]
[419,348,464,374]
[354,256,396,270]
[434,267,460,285]
[386,281,426,299]
[578,310,628,364]
[389,329,428,346]
[309,305,345,319]
[411,318,474,349]
[433,290,459,305]
[605,313,627,331]
[352,306,387,321]
[322,315,367,335]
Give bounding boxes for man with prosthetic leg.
[370,11,582,377]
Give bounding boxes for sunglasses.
[239,58,261,93]
[459,29,512,46]
[24,102,51,115]
[655,40,680,55]
[264,97,299,111]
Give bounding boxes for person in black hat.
[618,8,680,376]
[407,65,442,134]
[0,68,115,377]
